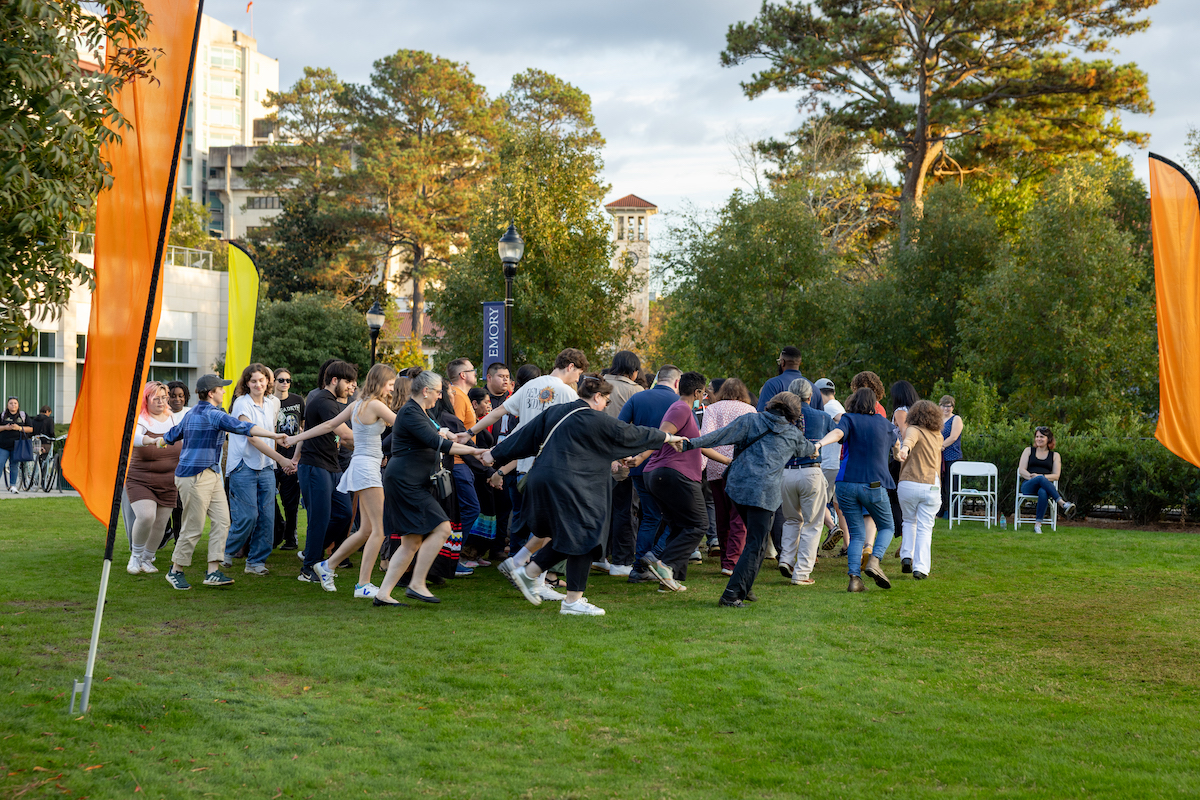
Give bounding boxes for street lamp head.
[365,300,386,334]
[498,222,525,266]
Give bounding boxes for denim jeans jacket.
[685,411,816,511]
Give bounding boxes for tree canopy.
[721,0,1154,218]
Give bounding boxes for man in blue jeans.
[297,360,356,586]
[619,365,682,584]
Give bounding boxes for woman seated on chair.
[1018,426,1076,533]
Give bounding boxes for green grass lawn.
[3,497,1200,799]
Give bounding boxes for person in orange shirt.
[446,358,480,573]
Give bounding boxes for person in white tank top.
[285,364,399,598]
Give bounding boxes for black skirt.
[382,452,449,537]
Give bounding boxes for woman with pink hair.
[123,381,183,574]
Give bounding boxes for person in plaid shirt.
[152,374,284,590]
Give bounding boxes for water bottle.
[999,513,1007,530]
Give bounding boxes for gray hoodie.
[685,410,816,511]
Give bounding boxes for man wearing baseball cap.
[153,374,285,590]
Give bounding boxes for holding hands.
[480,449,496,467]
[487,470,504,489]
[667,434,687,453]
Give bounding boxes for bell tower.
[604,193,657,330]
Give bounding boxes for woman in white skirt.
[284,364,397,597]
[893,399,944,580]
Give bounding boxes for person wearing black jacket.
[375,371,486,606]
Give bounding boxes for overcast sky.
[206,0,1199,216]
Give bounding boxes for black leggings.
[532,545,594,592]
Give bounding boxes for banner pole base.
[72,558,112,715]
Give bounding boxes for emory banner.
[222,243,260,407]
[63,0,204,527]
[1149,154,1200,468]
[482,301,505,376]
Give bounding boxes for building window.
[210,46,241,70]
[150,366,191,384]
[76,334,86,361]
[153,339,190,365]
[616,216,624,240]
[245,196,280,210]
[209,104,242,127]
[208,76,240,98]
[637,216,645,241]
[5,331,54,358]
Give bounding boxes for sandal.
[544,573,567,589]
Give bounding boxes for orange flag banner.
[62,1,204,534]
[1149,154,1200,468]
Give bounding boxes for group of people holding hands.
[116,344,1077,615]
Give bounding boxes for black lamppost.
[366,300,385,366]
[497,222,525,366]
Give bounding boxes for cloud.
[206,0,1196,211]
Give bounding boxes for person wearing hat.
[151,374,285,590]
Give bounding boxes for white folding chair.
[1014,470,1058,531]
[948,461,997,530]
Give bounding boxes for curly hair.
[851,371,885,402]
[906,399,942,432]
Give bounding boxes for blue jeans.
[836,482,895,577]
[225,463,276,566]
[1021,476,1061,522]
[632,473,667,561]
[0,447,15,485]
[452,464,480,537]
[298,464,351,567]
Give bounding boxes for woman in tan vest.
[894,399,944,579]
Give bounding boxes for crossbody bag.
[517,407,587,493]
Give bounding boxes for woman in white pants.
[894,400,944,579]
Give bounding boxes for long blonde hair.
[355,363,397,421]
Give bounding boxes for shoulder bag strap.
[534,407,587,460]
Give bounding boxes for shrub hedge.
[961,422,1200,524]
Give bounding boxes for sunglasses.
[276,378,291,384]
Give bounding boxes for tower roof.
[605,194,658,211]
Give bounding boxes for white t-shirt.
[821,397,846,469]
[502,374,579,473]
[227,394,280,474]
[133,410,186,446]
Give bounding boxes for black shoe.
[901,558,913,574]
[913,571,928,580]
[744,590,758,602]
[372,597,409,608]
[280,539,298,551]
[405,587,441,604]
[626,568,654,584]
[297,566,320,584]
[779,562,793,579]
[338,558,353,569]
[718,597,745,608]
[836,546,848,558]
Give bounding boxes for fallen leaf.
[73,716,84,721]
[33,767,50,772]
[190,767,209,772]
[84,764,103,770]
[302,686,310,691]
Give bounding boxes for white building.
[177,15,279,228]
[605,193,657,330]
[0,236,228,424]
[206,145,283,240]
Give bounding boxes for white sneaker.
[8,485,18,494]
[534,582,566,601]
[139,559,159,574]
[511,564,542,606]
[608,564,633,577]
[126,555,142,575]
[312,559,337,592]
[244,563,269,576]
[591,559,612,573]
[1033,524,1043,535]
[497,557,519,588]
[560,597,605,616]
[353,582,379,599]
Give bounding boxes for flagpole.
[70,0,207,715]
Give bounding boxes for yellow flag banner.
[222,243,260,408]
[1149,154,1200,468]
[62,0,204,531]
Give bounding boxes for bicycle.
[40,436,66,493]
[18,436,53,492]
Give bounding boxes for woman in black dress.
[375,371,487,607]
[485,376,684,617]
